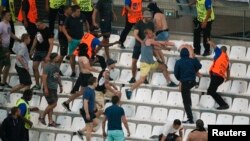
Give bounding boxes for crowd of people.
[0,0,231,141]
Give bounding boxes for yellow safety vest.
[196,0,215,22]
[50,0,66,9]
[76,0,93,12]
[16,98,31,129]
[0,0,15,22]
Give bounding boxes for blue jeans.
[107,130,125,141]
[156,31,169,41]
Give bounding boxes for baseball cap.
[106,59,117,66]
[143,10,152,18]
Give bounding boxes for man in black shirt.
[63,5,89,77]
[92,0,116,59]
[30,21,54,90]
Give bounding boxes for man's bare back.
[78,56,92,74]
[154,13,168,32]
[187,131,208,141]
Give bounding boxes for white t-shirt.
[14,43,30,68]
[162,122,183,136]
[0,21,11,48]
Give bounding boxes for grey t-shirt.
[15,43,30,68]
[140,43,155,64]
[0,21,11,48]
[44,63,60,90]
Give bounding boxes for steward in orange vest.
[122,0,142,24]
[18,0,37,24]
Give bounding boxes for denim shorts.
[156,31,169,41]
[68,39,80,55]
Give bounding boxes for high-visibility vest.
[16,98,31,129]
[76,0,93,12]
[49,0,66,9]
[18,0,38,24]
[210,51,229,78]
[196,0,215,22]
[122,0,142,24]
[0,0,15,22]
[73,33,95,58]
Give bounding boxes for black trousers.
[81,11,94,31]
[181,80,196,121]
[24,21,37,52]
[119,17,135,45]
[9,20,15,54]
[24,128,29,141]
[207,74,228,106]
[49,8,59,34]
[193,18,213,54]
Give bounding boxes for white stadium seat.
[29,130,39,141]
[245,47,250,61]
[118,53,132,67]
[71,117,85,131]
[230,80,248,94]
[135,106,152,120]
[123,122,136,137]
[230,63,247,78]
[183,111,200,122]
[197,77,210,91]
[167,57,178,72]
[58,80,73,94]
[121,104,136,118]
[135,88,152,103]
[214,96,232,108]
[191,93,200,108]
[109,68,120,81]
[229,46,246,60]
[91,137,103,141]
[56,115,72,130]
[216,114,233,125]
[135,124,152,139]
[72,135,85,141]
[167,91,183,107]
[231,98,249,112]
[30,112,39,127]
[14,25,27,38]
[109,51,120,62]
[39,132,55,141]
[60,63,72,76]
[9,93,23,106]
[151,90,168,105]
[200,112,216,127]
[39,96,48,110]
[123,35,136,48]
[246,65,250,78]
[151,72,167,86]
[118,69,132,83]
[233,116,249,125]
[217,80,232,92]
[55,134,71,141]
[9,58,16,74]
[71,99,82,113]
[167,109,184,121]
[151,107,168,122]
[199,95,215,109]
[54,98,69,112]
[0,109,7,123]
[9,75,19,88]
[30,95,41,107]
[151,125,163,137]
[199,60,213,75]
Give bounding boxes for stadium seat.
[135,88,152,103]
[29,130,39,141]
[39,96,48,110]
[191,93,200,108]
[109,68,120,81]
[91,137,103,141]
[9,57,16,74]
[71,117,85,131]
[121,104,136,118]
[123,122,136,137]
[28,60,34,75]
[9,93,23,106]
[0,109,7,123]
[217,80,232,92]
[30,95,41,107]
[121,87,136,101]
[151,125,163,137]
[245,47,250,61]
[39,132,55,141]
[30,112,39,127]
[14,25,27,38]
[167,57,178,72]
[216,44,230,55]
[230,63,247,78]
[71,99,82,113]
[151,90,168,105]
[183,111,200,122]
[246,65,250,78]
[54,98,69,112]
[58,80,73,94]
[197,77,210,91]
[60,63,72,76]
[9,75,20,88]
[56,115,72,130]
[135,124,152,139]
[214,96,232,108]
[167,109,184,121]
[151,72,167,86]
[123,35,136,48]
[72,135,85,141]
[169,74,180,85]
[118,53,133,67]
[230,80,248,94]
[118,69,133,83]
[216,114,233,124]
[199,95,215,109]
[229,46,246,60]
[167,91,183,107]
[231,98,249,112]
[135,106,152,120]
[199,60,213,75]
[233,116,249,125]
[151,107,168,122]
[200,112,216,127]
[55,134,71,141]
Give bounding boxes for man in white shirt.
[160,119,184,141]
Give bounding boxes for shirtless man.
[186,119,208,141]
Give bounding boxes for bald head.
[220,46,227,53]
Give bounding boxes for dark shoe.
[167,82,178,87]
[182,120,194,124]
[38,117,46,125]
[32,85,41,90]
[0,83,12,88]
[70,72,76,77]
[202,52,210,56]
[144,79,149,84]
[119,43,126,49]
[48,121,60,127]
[62,102,71,111]
[216,104,229,110]
[125,89,132,100]
[76,130,84,140]
[128,77,136,83]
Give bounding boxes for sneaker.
[76,130,84,140]
[125,89,132,100]
[38,117,46,125]
[216,104,229,110]
[32,85,41,90]
[71,72,76,77]
[182,120,194,124]
[128,77,136,83]
[144,79,149,84]
[167,81,178,87]
[62,102,71,111]
[119,43,125,49]
[202,52,210,56]
[48,121,60,127]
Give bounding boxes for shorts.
[68,39,80,55]
[15,65,32,85]
[100,19,111,38]
[0,48,10,66]
[80,108,96,123]
[156,31,169,41]
[140,62,159,77]
[132,44,141,60]
[33,51,48,62]
[95,90,114,108]
[107,130,125,141]
[45,89,58,105]
[79,73,93,87]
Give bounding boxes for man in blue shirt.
[102,96,130,141]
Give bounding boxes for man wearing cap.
[186,119,208,141]
[39,53,62,127]
[128,10,154,84]
[95,58,121,108]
